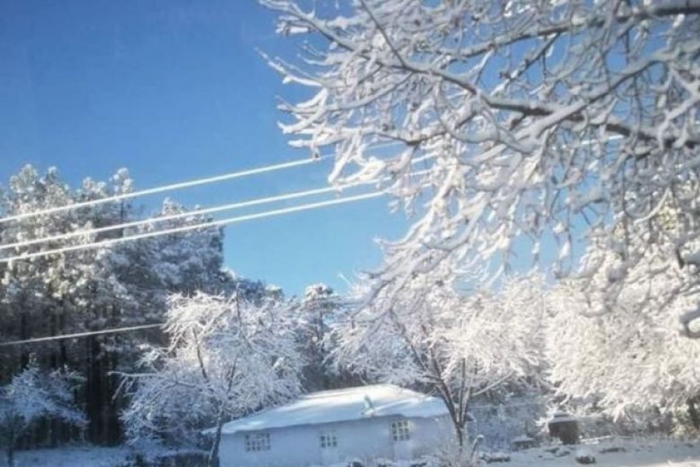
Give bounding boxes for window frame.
[244,431,271,452]
[391,419,411,442]
[319,430,338,449]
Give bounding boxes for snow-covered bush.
[574,448,596,465]
[419,435,483,467]
[471,398,546,450]
[0,363,86,466]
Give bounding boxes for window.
[245,432,271,452]
[319,431,337,448]
[391,420,410,441]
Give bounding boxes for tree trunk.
[6,427,17,467]
[454,423,464,449]
[106,305,123,444]
[19,313,29,369]
[106,348,121,444]
[58,312,68,367]
[468,435,483,465]
[207,410,225,467]
[86,335,103,443]
[688,397,700,430]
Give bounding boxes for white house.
[213,384,454,467]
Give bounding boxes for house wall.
[217,414,453,467]
[409,414,455,458]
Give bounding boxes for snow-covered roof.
[216,384,448,435]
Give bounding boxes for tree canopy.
[260,0,700,322]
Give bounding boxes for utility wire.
[0,323,164,347]
[0,190,385,264]
[0,189,398,346]
[0,186,432,346]
[0,156,331,225]
[0,139,417,226]
[0,146,428,346]
[0,162,432,253]
[0,181,369,253]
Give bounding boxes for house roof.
[217,384,449,435]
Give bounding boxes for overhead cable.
[0,156,331,225]
[0,190,385,264]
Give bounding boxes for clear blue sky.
[0,0,409,296]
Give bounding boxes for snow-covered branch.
[261,0,700,316]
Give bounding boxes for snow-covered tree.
[0,165,228,445]
[0,166,146,443]
[120,291,303,466]
[134,199,224,295]
[334,274,545,447]
[546,231,700,419]
[260,0,700,320]
[0,363,85,466]
[215,269,282,302]
[295,283,345,390]
[0,166,76,362]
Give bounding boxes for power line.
[0,193,396,347]
[0,156,330,225]
[0,152,430,347]
[0,323,164,347]
[0,190,386,264]
[0,181,369,253]
[0,139,420,226]
[0,162,433,253]
[0,191,385,347]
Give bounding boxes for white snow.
[311,438,700,467]
[217,384,447,435]
[10,437,700,466]
[505,439,700,467]
[13,446,129,467]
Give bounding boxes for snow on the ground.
[9,438,700,466]
[504,438,700,467]
[13,446,129,467]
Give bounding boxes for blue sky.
[0,0,409,296]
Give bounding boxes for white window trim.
[319,430,338,449]
[391,419,411,442]
[244,431,271,452]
